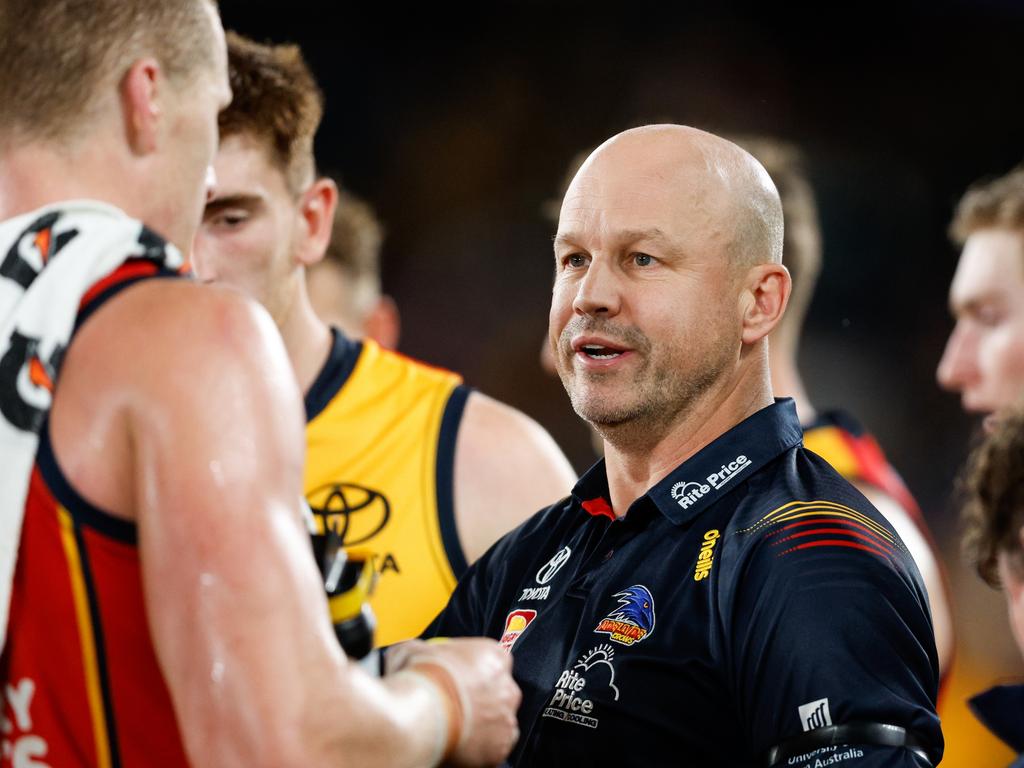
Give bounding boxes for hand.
[400,638,521,767]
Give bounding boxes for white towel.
[0,200,184,653]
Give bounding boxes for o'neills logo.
[671,454,753,509]
[693,529,720,582]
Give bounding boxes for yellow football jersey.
[304,330,468,646]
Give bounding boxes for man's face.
[191,134,303,323]
[549,148,741,436]
[157,4,231,252]
[937,229,1024,418]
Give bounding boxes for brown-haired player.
[0,1,519,766]
[938,166,1024,428]
[961,407,1024,765]
[191,33,575,648]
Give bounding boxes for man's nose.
[572,259,621,318]
[936,323,975,393]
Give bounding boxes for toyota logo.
[536,546,572,585]
[306,483,391,546]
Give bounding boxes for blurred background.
[223,2,1023,764]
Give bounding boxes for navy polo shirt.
[426,400,942,766]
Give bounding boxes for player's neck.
[277,284,333,397]
[0,138,136,225]
[601,367,773,517]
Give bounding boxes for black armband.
[765,722,932,767]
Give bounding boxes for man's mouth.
[580,344,623,360]
[571,336,632,363]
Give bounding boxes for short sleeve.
[724,530,942,767]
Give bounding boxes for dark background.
[219,3,1024,759]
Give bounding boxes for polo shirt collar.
[571,399,803,526]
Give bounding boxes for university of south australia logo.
[798,698,832,732]
[594,585,655,646]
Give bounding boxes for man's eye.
[973,306,1005,327]
[208,210,248,228]
[633,253,653,267]
[567,254,586,268]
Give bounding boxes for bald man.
[426,125,942,767]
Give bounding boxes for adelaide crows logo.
[307,482,390,546]
[594,585,655,646]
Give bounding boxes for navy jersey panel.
[425,400,942,767]
[721,449,941,762]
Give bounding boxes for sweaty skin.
[0,5,520,766]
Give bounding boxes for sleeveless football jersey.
[1,203,189,767]
[304,331,469,646]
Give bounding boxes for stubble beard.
[558,322,735,450]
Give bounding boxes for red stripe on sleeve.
[766,517,894,550]
[777,538,893,561]
[771,527,895,553]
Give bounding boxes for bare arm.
[855,481,954,678]
[65,281,515,767]
[454,392,577,563]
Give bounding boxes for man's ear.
[739,263,791,346]
[121,58,163,155]
[294,176,339,267]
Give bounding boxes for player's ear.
[739,263,791,346]
[295,176,338,267]
[122,58,162,155]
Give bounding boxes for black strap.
[765,722,932,766]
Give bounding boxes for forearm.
[148,522,450,768]
[303,665,451,768]
[166,614,450,768]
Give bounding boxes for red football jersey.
[2,255,190,767]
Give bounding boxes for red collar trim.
[581,497,615,521]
